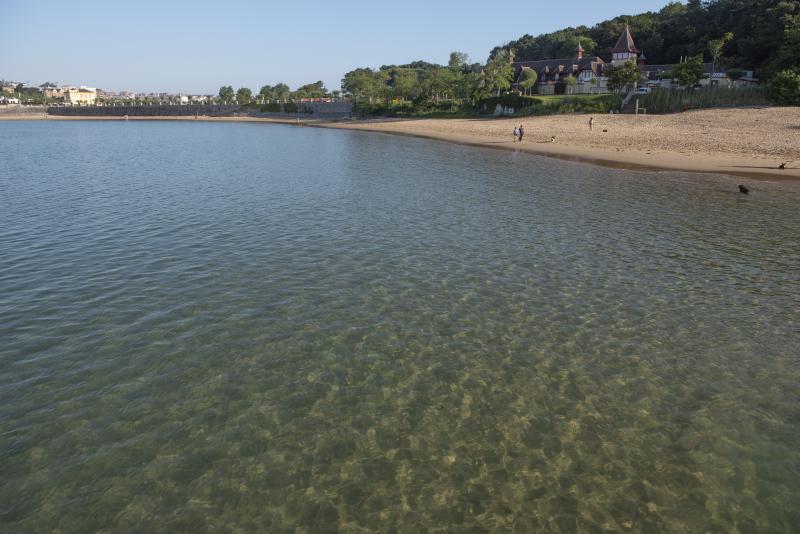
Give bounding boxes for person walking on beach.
[513,126,519,142]
[518,125,524,143]
[589,117,594,131]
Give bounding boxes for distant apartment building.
[39,84,65,100]
[64,86,97,105]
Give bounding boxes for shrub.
[485,94,621,116]
[480,94,541,111]
[354,99,470,117]
[768,69,800,105]
[638,86,770,114]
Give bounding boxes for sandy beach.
[321,107,800,180]
[3,106,799,179]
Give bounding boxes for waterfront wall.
[0,104,47,116]
[46,105,240,117]
[297,101,353,118]
[254,101,353,118]
[46,102,353,118]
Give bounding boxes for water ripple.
[0,121,799,532]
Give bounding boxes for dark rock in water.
[739,185,749,194]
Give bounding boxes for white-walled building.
[64,86,97,105]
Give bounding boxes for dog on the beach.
[550,136,556,143]
[779,162,786,170]
[738,185,750,194]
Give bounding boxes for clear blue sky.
[0,0,676,94]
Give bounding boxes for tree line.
[340,51,517,108]
[216,81,340,104]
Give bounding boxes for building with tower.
[511,24,757,95]
[511,40,609,96]
[611,25,639,66]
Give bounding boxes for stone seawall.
[46,105,240,117]
[0,104,47,116]
[254,102,353,118]
[298,101,353,118]
[46,102,353,118]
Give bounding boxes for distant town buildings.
[0,80,218,106]
[64,86,97,105]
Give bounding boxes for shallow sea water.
[1,121,799,532]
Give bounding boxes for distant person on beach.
[518,125,524,143]
[589,117,594,130]
[513,126,518,142]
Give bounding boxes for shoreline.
[2,109,799,181]
[318,119,800,181]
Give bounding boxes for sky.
[0,0,676,94]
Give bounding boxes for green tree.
[448,51,470,69]
[767,9,800,75]
[294,81,327,99]
[726,68,746,85]
[518,68,538,95]
[606,60,641,92]
[390,69,419,101]
[342,68,381,102]
[563,74,578,94]
[218,85,234,104]
[465,71,491,103]
[554,35,599,59]
[258,85,274,102]
[484,50,514,96]
[672,55,705,88]
[236,87,252,104]
[769,68,800,105]
[428,67,461,100]
[419,68,449,101]
[273,83,291,101]
[708,32,733,73]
